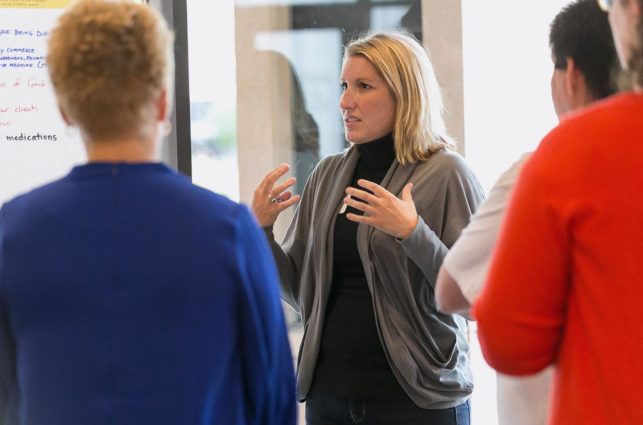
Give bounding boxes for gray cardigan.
[265,145,484,408]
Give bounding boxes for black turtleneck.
[310,133,411,401]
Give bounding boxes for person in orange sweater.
[473,0,643,424]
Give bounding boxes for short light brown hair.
[344,31,453,165]
[47,0,173,140]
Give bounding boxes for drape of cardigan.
[265,145,484,408]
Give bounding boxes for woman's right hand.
[252,163,301,228]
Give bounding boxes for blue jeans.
[305,395,470,425]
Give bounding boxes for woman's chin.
[345,134,366,144]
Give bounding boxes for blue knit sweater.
[0,162,296,425]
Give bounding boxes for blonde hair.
[47,0,174,140]
[344,31,453,165]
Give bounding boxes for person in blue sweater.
[0,1,296,424]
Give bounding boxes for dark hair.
[550,0,618,99]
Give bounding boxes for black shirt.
[310,134,411,401]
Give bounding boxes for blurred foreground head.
[47,0,174,142]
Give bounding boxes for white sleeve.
[442,154,531,303]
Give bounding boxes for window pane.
[461,1,573,423]
[235,0,421,228]
[187,1,239,200]
[462,0,571,191]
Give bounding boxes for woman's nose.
[339,90,355,110]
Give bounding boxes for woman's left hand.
[344,179,418,240]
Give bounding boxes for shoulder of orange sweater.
[521,95,635,190]
[536,92,639,155]
[560,91,640,126]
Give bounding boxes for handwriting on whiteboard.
[0,25,63,142]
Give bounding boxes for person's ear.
[58,103,72,126]
[565,57,593,108]
[564,57,586,97]
[156,88,168,122]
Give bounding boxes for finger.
[270,177,297,199]
[345,187,378,204]
[276,192,293,202]
[275,194,300,211]
[269,192,293,204]
[401,182,414,203]
[357,179,391,198]
[261,163,291,194]
[346,212,374,225]
[344,195,374,214]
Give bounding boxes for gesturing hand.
[344,179,418,240]
[252,163,301,228]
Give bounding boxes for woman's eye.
[359,83,371,90]
[340,82,347,91]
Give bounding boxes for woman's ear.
[156,88,168,122]
[58,104,72,126]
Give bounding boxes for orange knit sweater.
[474,92,643,425]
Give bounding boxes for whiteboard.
[0,0,84,204]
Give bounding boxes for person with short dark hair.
[550,0,618,113]
[435,1,618,424]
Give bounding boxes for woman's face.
[609,0,641,68]
[339,55,396,144]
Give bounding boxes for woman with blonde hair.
[253,31,483,424]
[0,1,296,424]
